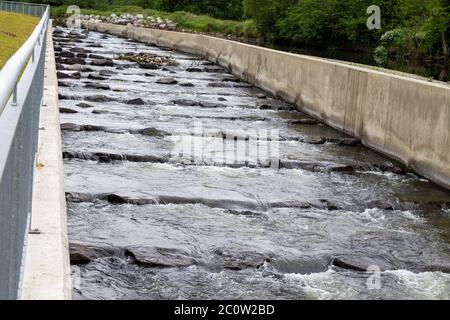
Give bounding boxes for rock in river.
[156,77,178,85]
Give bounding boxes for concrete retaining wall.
[85,21,450,189]
[21,20,71,300]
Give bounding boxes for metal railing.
[0,1,50,300]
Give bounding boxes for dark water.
[54,28,450,300]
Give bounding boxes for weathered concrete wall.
[21,20,71,300]
[85,21,450,189]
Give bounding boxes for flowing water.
[54,27,450,300]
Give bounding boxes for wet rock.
[85,95,116,103]
[98,69,116,76]
[64,57,86,65]
[222,76,240,83]
[57,71,81,79]
[89,54,108,60]
[179,82,194,87]
[87,43,103,48]
[84,82,111,90]
[186,67,202,72]
[65,192,96,203]
[126,98,146,105]
[317,199,340,211]
[208,82,232,88]
[131,127,169,137]
[125,247,195,268]
[61,123,106,132]
[218,97,227,101]
[71,47,89,54]
[272,256,330,275]
[279,160,319,172]
[54,46,62,52]
[144,72,156,77]
[87,73,107,81]
[214,249,273,270]
[337,138,361,146]
[59,51,75,58]
[69,243,116,265]
[58,93,79,101]
[58,81,71,87]
[90,59,114,67]
[225,209,263,217]
[234,83,253,88]
[330,256,396,272]
[204,66,225,73]
[269,200,312,209]
[138,62,158,70]
[198,101,225,109]
[378,162,406,175]
[290,119,319,125]
[327,164,355,173]
[92,110,109,114]
[171,99,198,106]
[63,151,168,164]
[77,53,88,58]
[70,243,95,265]
[76,102,94,108]
[156,77,178,85]
[301,137,326,145]
[59,107,78,114]
[118,52,177,67]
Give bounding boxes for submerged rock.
[84,82,111,90]
[69,243,115,265]
[57,71,81,79]
[90,59,114,67]
[85,95,117,103]
[76,102,95,108]
[126,98,147,105]
[125,247,195,268]
[156,77,178,85]
[59,107,78,114]
[171,99,198,106]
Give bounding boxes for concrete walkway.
[21,20,71,300]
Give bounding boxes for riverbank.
[52,6,449,82]
[0,11,39,68]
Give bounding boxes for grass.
[52,5,258,39]
[0,11,39,69]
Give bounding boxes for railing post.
[12,84,17,107]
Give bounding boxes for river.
[54,27,450,300]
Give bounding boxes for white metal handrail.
[0,4,50,115]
